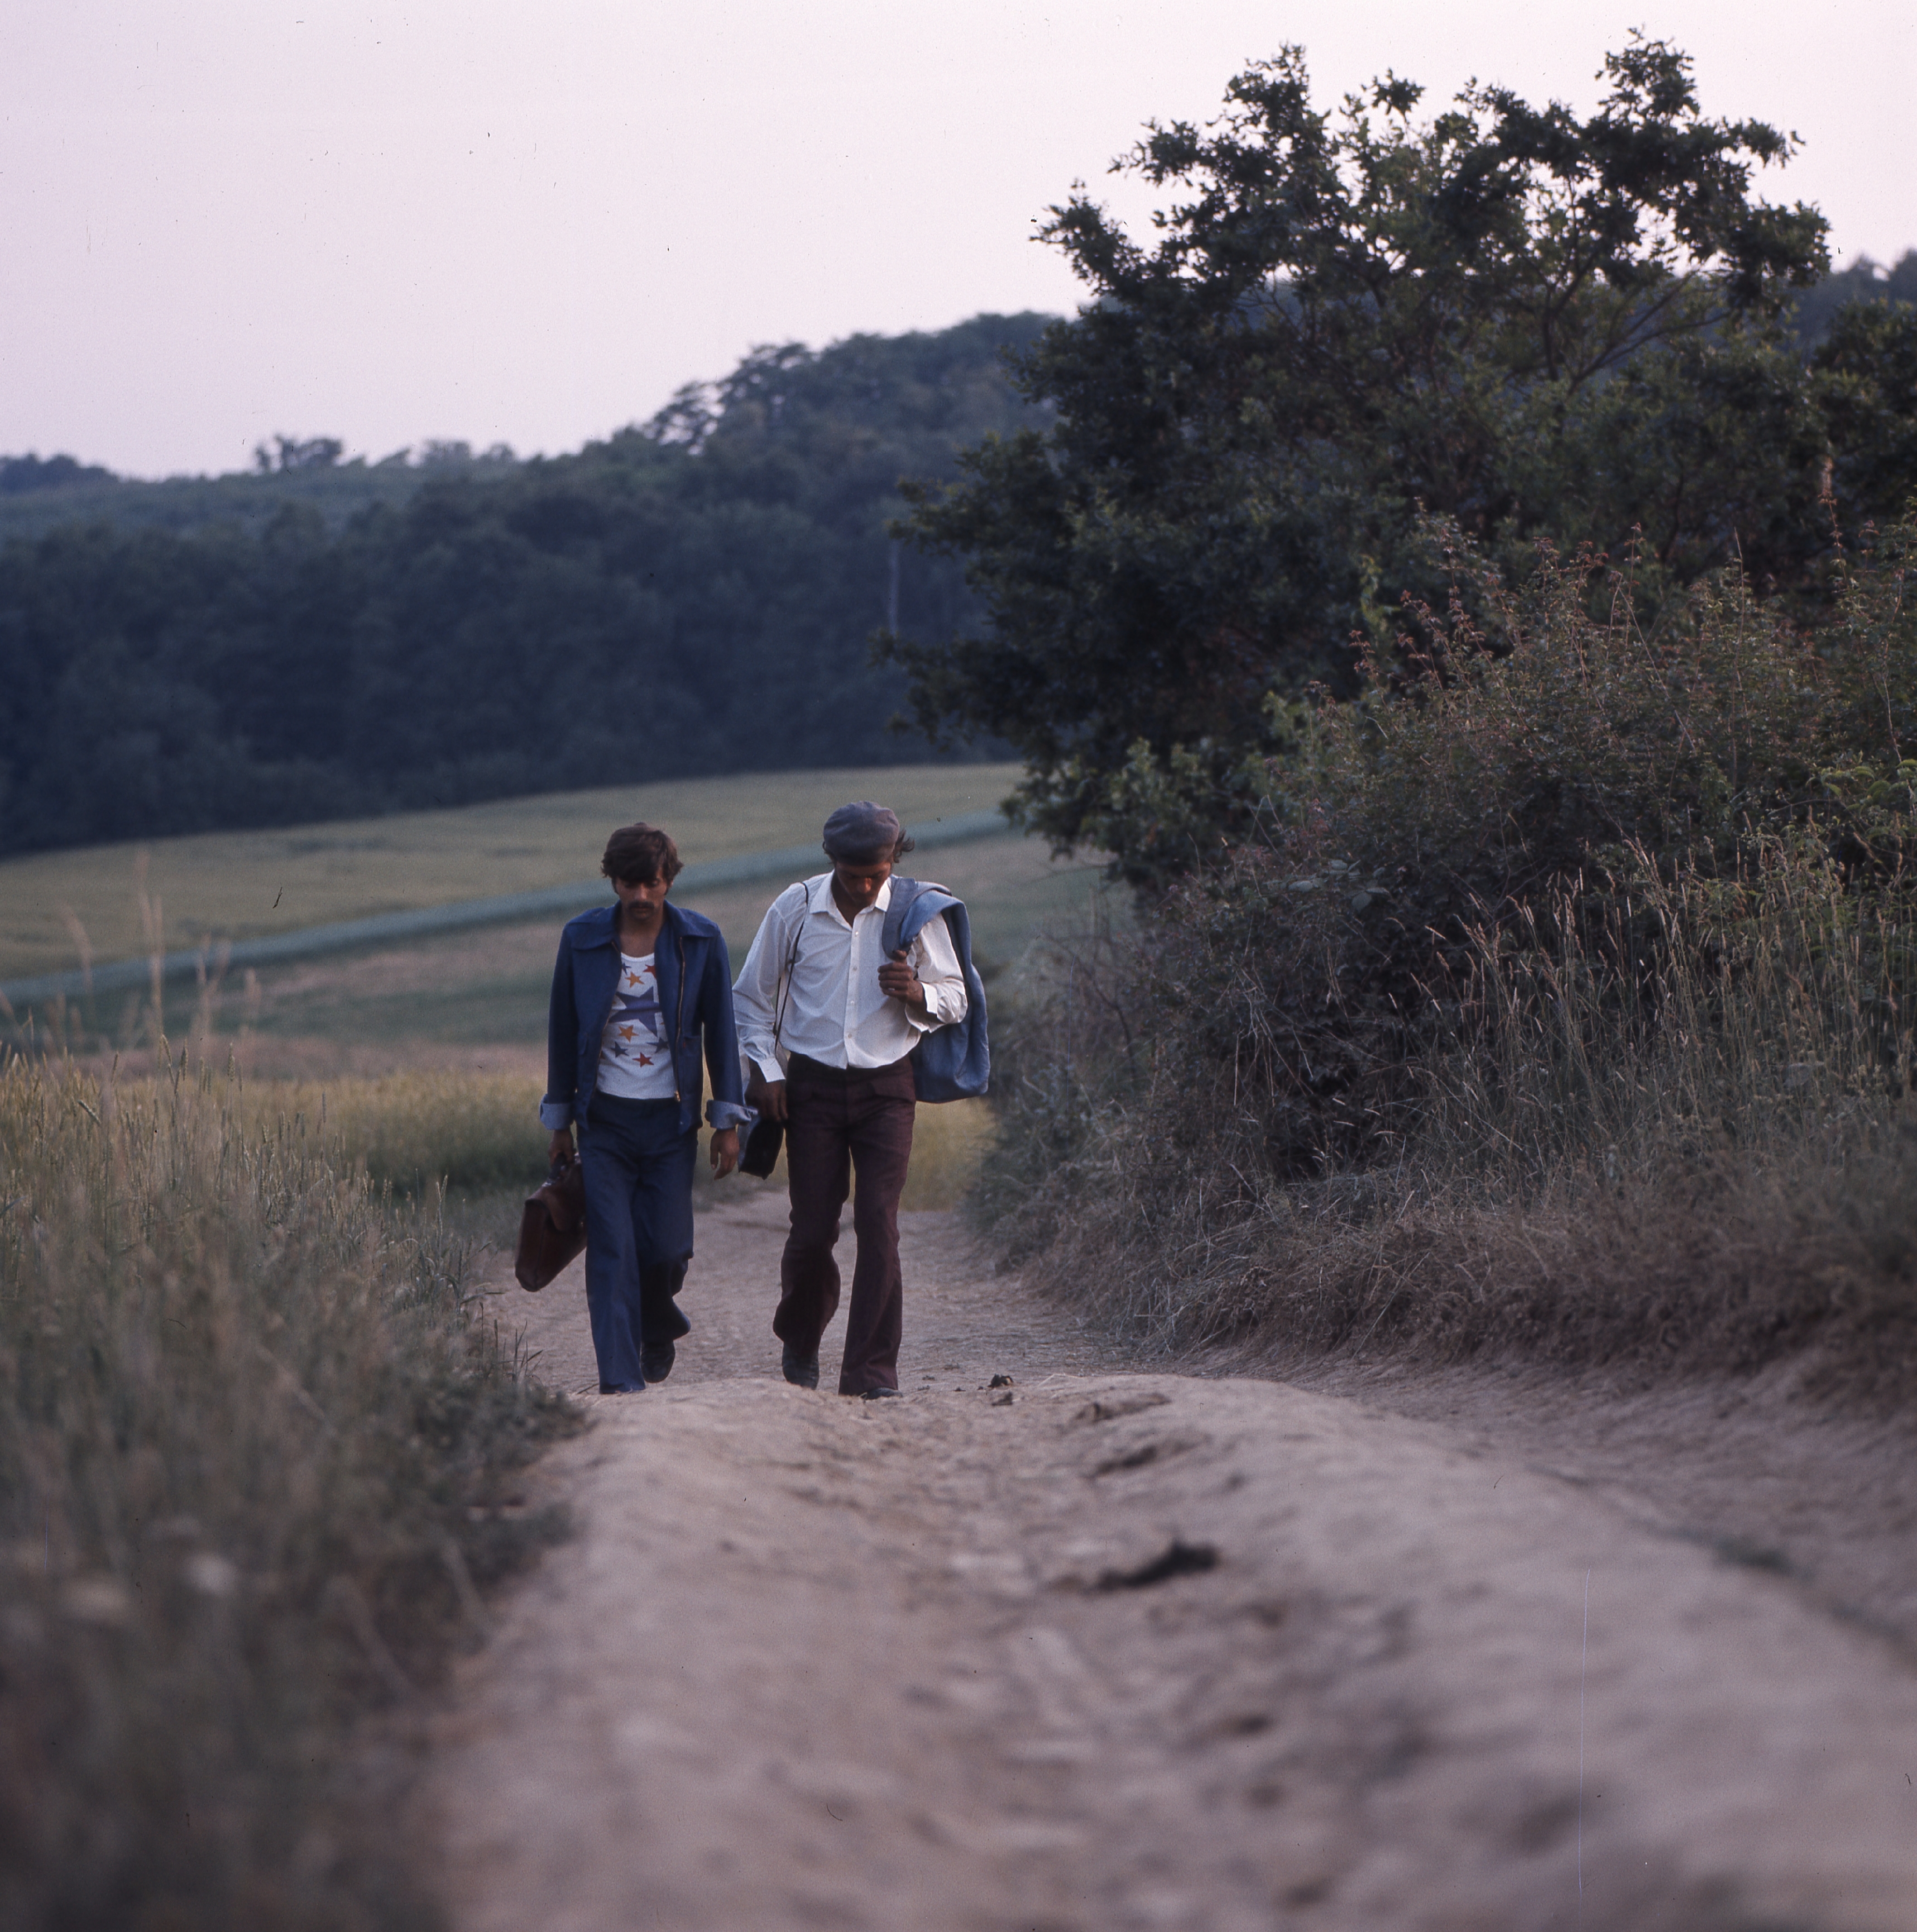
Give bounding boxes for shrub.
[1118,516,1917,1176]
[978,523,1917,1391]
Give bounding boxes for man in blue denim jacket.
[542,823,751,1393]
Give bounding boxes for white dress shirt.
[733,874,968,1082]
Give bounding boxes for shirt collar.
[806,872,892,924]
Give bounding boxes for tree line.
[5,36,1911,874]
[0,315,1050,858]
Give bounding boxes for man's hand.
[878,947,927,1014]
[747,1066,789,1123]
[709,1126,740,1178]
[547,1127,575,1168]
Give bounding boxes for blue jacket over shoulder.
[880,878,990,1102]
[541,900,751,1137]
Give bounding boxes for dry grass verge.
[980,842,1917,1406]
[1030,1121,1917,1399]
[0,1050,580,1931]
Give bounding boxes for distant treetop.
[1791,249,1917,345]
[0,453,117,496]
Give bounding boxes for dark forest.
[0,314,1051,857]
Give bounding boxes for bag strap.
[770,894,805,1048]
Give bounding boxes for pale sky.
[3,1,1908,478]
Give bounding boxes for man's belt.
[786,1052,912,1083]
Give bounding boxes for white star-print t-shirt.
[596,952,677,1100]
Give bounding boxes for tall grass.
[0,1048,578,1930]
[1428,837,1911,1200]
[981,841,1917,1397]
[901,1100,998,1210]
[254,1070,548,1196]
[231,1074,996,1214]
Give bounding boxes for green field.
[9,763,1120,1072]
[0,763,1027,980]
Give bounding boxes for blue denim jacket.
[541,900,751,1138]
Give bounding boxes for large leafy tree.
[883,40,1912,873]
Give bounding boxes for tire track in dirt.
[431,1192,1917,1931]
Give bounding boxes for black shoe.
[859,1385,902,1400]
[598,1382,643,1395]
[641,1340,676,1384]
[781,1344,820,1390]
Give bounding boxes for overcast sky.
[3,1,1908,478]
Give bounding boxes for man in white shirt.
[733,801,968,1396]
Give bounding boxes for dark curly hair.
[600,823,683,885]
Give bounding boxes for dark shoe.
[641,1340,676,1384]
[598,1382,643,1395]
[858,1385,902,1400]
[781,1344,820,1390]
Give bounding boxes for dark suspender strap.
[771,894,803,1048]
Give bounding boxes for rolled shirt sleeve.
[906,911,968,1032]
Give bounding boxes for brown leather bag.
[514,1153,587,1292]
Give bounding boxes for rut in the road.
[430,1351,1917,1932]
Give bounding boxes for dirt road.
[429,1190,1917,1931]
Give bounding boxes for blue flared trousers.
[578,1093,698,1392]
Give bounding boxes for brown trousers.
[771,1055,916,1394]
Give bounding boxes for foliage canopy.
[886,41,1917,876]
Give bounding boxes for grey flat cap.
[822,800,902,862]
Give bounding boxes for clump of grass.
[0,1048,580,1931]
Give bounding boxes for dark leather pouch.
[739,1113,784,1180]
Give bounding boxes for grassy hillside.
[0,762,1027,980]
[6,761,1121,1091]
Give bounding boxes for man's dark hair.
[600,823,683,885]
